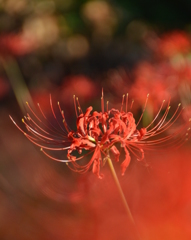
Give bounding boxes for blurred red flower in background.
[157,31,191,58]
[60,75,98,105]
[0,33,37,57]
[130,62,177,111]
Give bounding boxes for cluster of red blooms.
[10,91,191,178]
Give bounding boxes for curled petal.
[110,145,120,162]
[137,148,144,161]
[84,106,93,118]
[92,111,101,117]
[92,159,103,179]
[91,146,103,178]
[89,128,101,138]
[81,139,96,148]
[138,128,147,140]
[101,132,110,144]
[121,147,131,176]
[76,115,85,136]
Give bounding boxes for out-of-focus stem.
[1,56,33,112]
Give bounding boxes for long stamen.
[145,100,166,130]
[101,88,104,113]
[63,119,70,133]
[57,102,70,134]
[73,95,78,117]
[107,101,109,112]
[130,99,134,110]
[146,100,170,134]
[126,93,128,113]
[37,102,65,136]
[22,118,63,142]
[26,101,42,122]
[136,94,149,127]
[41,148,94,163]
[50,95,67,133]
[26,113,61,137]
[120,94,125,112]
[76,97,83,114]
[25,135,71,150]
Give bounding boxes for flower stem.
[107,157,135,223]
[107,157,141,239]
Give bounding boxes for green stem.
[107,157,135,224]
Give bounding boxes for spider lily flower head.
[10,90,191,179]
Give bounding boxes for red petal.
[137,148,144,161]
[138,128,147,140]
[100,132,109,144]
[84,106,93,117]
[121,147,131,176]
[92,160,103,179]
[76,116,85,136]
[91,146,103,179]
[110,145,120,162]
[81,139,96,148]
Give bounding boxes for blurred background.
[1,0,191,239]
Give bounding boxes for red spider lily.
[9,90,191,178]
